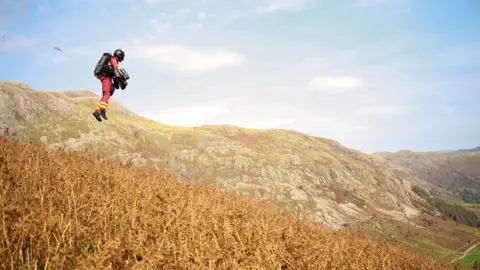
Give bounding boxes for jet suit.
[92,49,125,122]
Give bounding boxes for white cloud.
[147,105,231,126]
[256,0,309,13]
[356,105,410,117]
[230,10,249,20]
[308,75,363,93]
[185,22,204,29]
[150,19,171,33]
[130,43,245,73]
[141,0,170,5]
[352,0,408,8]
[137,98,392,151]
[144,101,310,130]
[69,0,99,4]
[157,8,192,20]
[197,12,208,20]
[312,116,370,135]
[0,35,34,52]
[352,0,387,6]
[250,117,297,129]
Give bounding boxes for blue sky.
[1,0,479,153]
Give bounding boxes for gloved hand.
[120,79,128,90]
[119,68,130,80]
[113,68,121,78]
[113,78,120,89]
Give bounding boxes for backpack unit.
[94,52,113,77]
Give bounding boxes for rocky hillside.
[1,138,458,269]
[373,150,480,192]
[447,146,480,156]
[0,81,434,230]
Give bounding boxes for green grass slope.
[459,244,480,268]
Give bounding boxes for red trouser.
[94,76,114,112]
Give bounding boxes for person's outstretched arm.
[110,56,121,77]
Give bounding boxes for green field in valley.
[460,244,480,268]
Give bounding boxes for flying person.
[92,49,126,122]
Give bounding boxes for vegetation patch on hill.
[411,185,480,228]
[460,244,480,269]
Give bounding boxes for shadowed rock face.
[1,81,429,229]
[373,150,480,192]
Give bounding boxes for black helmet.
[113,49,125,62]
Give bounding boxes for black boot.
[93,111,102,122]
[100,109,108,120]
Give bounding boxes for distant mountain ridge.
[446,146,480,156]
[373,149,480,192]
[375,145,480,156]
